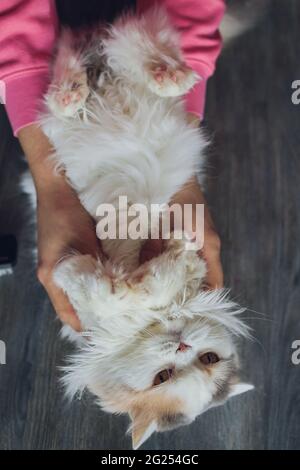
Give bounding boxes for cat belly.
[42,87,205,273]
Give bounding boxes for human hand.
[36,181,101,331]
[140,176,223,289]
[19,125,101,331]
[140,113,223,289]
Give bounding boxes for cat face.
[115,317,236,390]
[63,312,253,449]
[98,317,252,448]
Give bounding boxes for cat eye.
[199,352,220,365]
[153,368,174,386]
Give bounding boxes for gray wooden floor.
[0,0,300,450]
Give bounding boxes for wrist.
[35,173,74,203]
[31,160,67,194]
[18,123,72,196]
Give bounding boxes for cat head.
[61,289,253,449]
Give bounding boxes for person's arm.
[0,0,58,135]
[19,124,102,331]
[0,1,101,330]
[139,0,225,288]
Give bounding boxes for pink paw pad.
[152,65,186,84]
[153,65,167,83]
[59,89,84,108]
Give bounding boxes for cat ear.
[129,410,157,450]
[228,382,254,398]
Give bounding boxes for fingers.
[37,266,82,331]
[47,283,82,331]
[199,230,224,290]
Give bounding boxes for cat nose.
[176,342,191,353]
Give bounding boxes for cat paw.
[147,63,199,97]
[53,254,99,296]
[47,72,90,118]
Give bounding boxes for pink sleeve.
[0,0,58,136]
[138,0,225,119]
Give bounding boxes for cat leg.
[128,238,206,308]
[46,31,90,118]
[53,254,114,329]
[103,8,199,97]
[142,8,200,96]
[146,62,199,98]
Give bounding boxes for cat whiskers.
[81,102,100,123]
[140,326,156,339]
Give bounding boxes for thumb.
[46,280,82,331]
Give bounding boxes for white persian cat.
[41,7,253,449]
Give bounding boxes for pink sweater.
[0,0,225,136]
